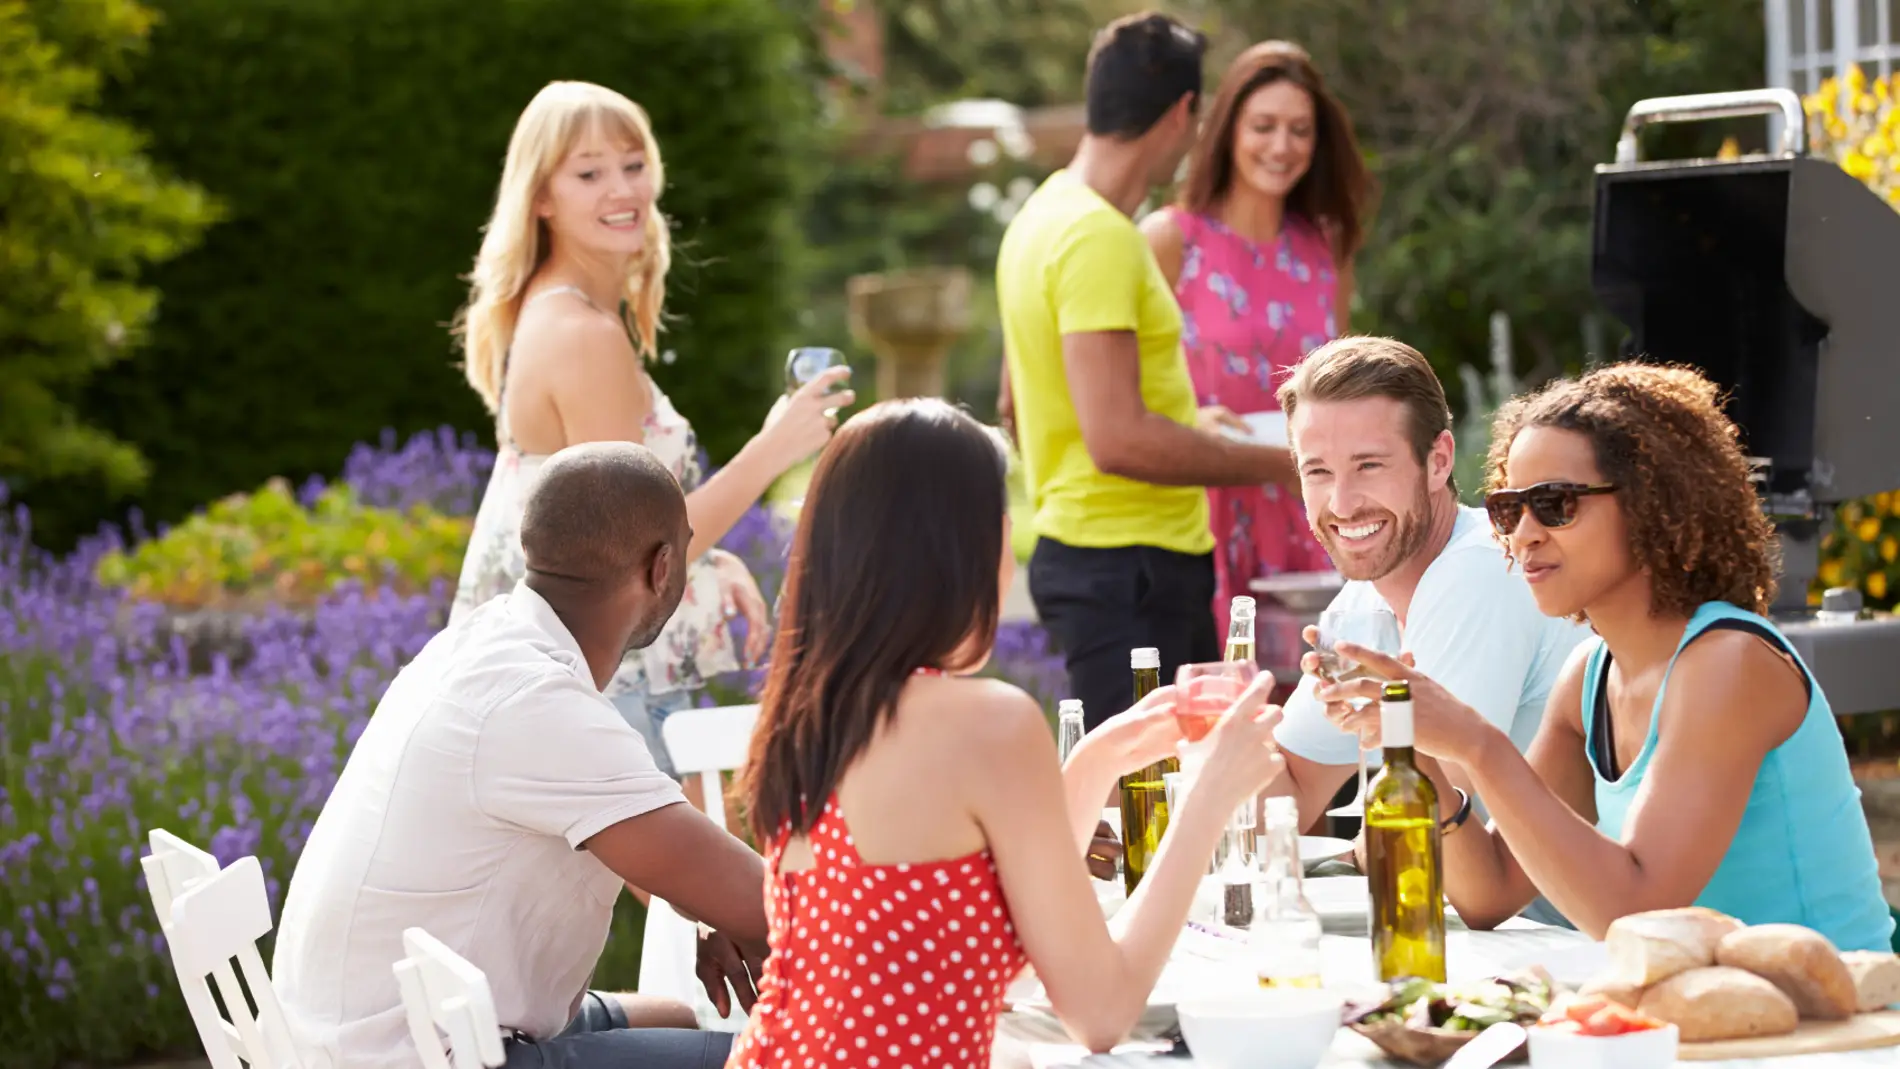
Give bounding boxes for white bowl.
[1177,988,1343,1069]
[1527,1022,1679,1069]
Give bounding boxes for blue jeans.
[501,991,730,1069]
[611,681,698,781]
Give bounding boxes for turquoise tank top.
[1584,600,1893,952]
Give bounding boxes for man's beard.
[621,571,689,657]
[1312,478,1434,582]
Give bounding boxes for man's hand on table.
[695,927,767,1017]
[1087,820,1122,882]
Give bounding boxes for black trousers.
[1028,537,1219,732]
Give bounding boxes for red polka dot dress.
[727,796,1029,1069]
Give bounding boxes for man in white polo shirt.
[274,442,763,1069]
[1266,338,1587,924]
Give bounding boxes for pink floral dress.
[1166,207,1339,666]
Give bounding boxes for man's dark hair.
[520,441,684,600]
[1084,12,1207,139]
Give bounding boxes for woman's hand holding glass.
[1083,684,1186,774]
[1177,671,1288,812]
[760,364,855,468]
[1309,642,1498,767]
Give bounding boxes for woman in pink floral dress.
[1142,40,1376,668]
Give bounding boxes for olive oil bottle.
[1365,680,1447,981]
[1118,647,1175,894]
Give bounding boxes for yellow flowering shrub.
[1805,67,1900,611]
[1806,65,1900,208]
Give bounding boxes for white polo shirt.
[273,582,685,1069]
[1275,505,1589,768]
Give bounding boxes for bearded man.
[1268,337,1587,896]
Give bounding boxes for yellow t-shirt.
[997,170,1213,556]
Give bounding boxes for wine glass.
[1173,660,1261,772]
[784,346,848,395]
[1314,607,1403,818]
[781,347,849,509]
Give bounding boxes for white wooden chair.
[639,702,760,1032]
[393,927,506,1069]
[141,828,221,931]
[163,855,301,1069]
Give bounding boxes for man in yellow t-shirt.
[997,12,1299,729]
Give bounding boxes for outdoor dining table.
[991,878,1900,1069]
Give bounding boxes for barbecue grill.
[1592,88,1900,715]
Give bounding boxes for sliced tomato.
[1581,1002,1662,1036]
[1562,996,1611,1024]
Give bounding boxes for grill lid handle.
[1614,88,1807,164]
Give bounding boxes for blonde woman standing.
[451,81,849,781]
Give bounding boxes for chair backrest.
[392,927,506,1069]
[659,703,760,830]
[143,828,222,930]
[165,856,300,1069]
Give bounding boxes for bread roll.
[1713,924,1856,1019]
[1638,966,1799,1042]
[1604,907,1746,986]
[1842,950,1900,1013]
[1578,976,1645,1010]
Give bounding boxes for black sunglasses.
[1483,481,1617,535]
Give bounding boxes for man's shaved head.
[521,442,691,664]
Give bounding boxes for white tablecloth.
[995,899,1900,1068]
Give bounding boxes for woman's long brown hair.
[1178,41,1376,261]
[738,399,1010,841]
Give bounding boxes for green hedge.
[43,0,813,546]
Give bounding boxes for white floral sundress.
[448,299,737,697]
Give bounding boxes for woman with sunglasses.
[1315,362,1892,951]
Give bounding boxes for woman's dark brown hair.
[1178,41,1376,261]
[1485,362,1778,618]
[739,398,1011,840]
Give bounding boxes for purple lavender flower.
[0,430,1069,1067]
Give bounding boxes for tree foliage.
[22,0,814,549]
[0,0,217,504]
[838,0,1766,418]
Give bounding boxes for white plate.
[1496,939,1610,987]
[1300,836,1353,864]
[1216,411,1290,447]
[1303,875,1369,919]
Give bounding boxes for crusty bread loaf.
[1638,966,1799,1042]
[1577,976,1646,1010]
[1604,907,1746,986]
[1842,950,1900,1013]
[1713,924,1856,1019]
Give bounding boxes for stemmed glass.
[781,347,849,509]
[1174,660,1260,770]
[1314,606,1404,818]
[1175,660,1262,881]
[784,346,848,395]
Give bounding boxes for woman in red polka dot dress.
[729,400,1290,1067]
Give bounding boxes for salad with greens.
[1346,970,1555,1033]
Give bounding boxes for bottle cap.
[1131,647,1160,669]
[1230,595,1256,621]
[1058,698,1084,718]
[1382,680,1412,702]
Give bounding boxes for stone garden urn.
[845,266,973,400]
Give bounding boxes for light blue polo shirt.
[1276,505,1588,769]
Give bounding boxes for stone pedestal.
[845,266,972,400]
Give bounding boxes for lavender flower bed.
[0,429,1066,1068]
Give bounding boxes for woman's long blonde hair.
[454,81,670,415]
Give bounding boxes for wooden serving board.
[1677,1010,1900,1061]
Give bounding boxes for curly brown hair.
[1485,362,1778,618]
